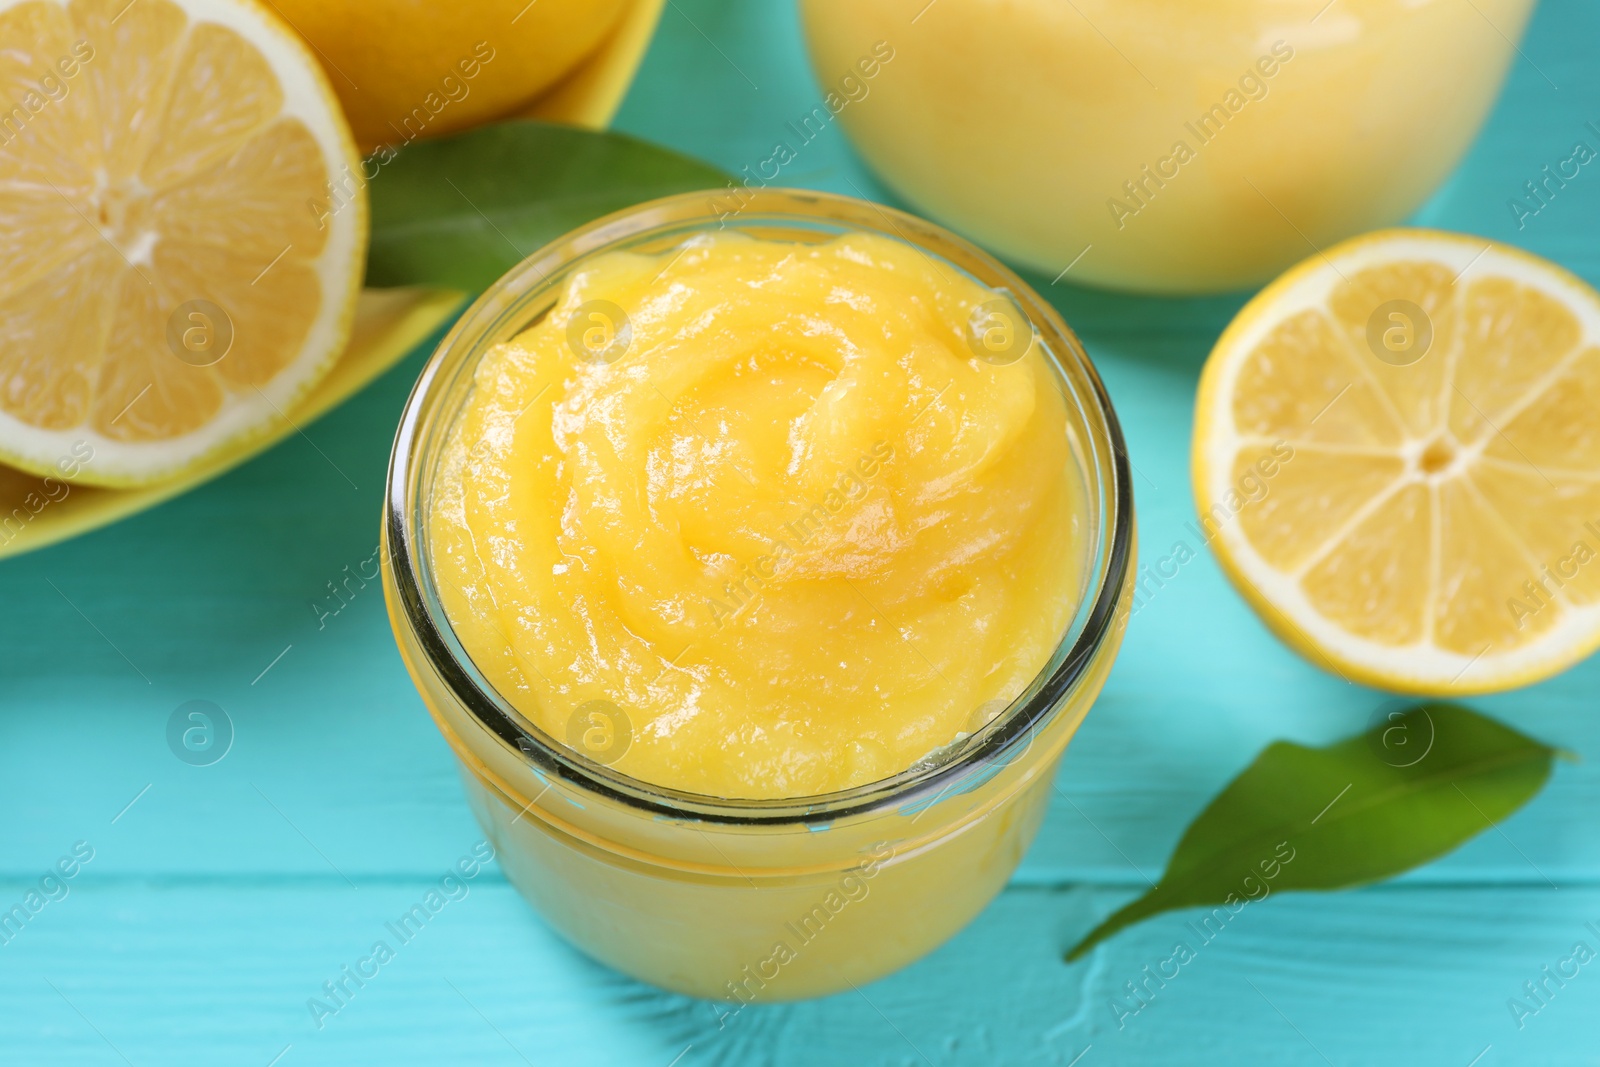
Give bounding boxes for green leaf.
[365,120,730,293]
[1064,703,1557,961]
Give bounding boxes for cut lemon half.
[1194,229,1600,695]
[0,0,364,486]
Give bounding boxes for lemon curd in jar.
[385,191,1132,1000]
[427,230,1085,798]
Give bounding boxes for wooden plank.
[0,881,1593,1065]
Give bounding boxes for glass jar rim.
[385,187,1133,827]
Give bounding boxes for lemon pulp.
[0,0,364,486]
[1195,230,1600,693]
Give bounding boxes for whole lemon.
[272,0,633,152]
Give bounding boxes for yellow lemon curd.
[800,0,1535,293]
[427,231,1084,799]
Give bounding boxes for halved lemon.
[1194,229,1600,695]
[0,0,364,486]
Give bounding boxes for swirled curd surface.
[428,231,1085,798]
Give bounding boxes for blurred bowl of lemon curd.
[800,0,1537,294]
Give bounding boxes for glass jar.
[381,189,1134,1000]
[800,0,1537,293]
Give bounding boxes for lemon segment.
[0,0,365,487]
[1194,229,1600,694]
[0,286,466,560]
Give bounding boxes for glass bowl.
[381,188,1135,1000]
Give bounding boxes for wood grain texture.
[1,0,1598,1063]
[2,883,1597,1065]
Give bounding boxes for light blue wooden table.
[4,2,1598,1064]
